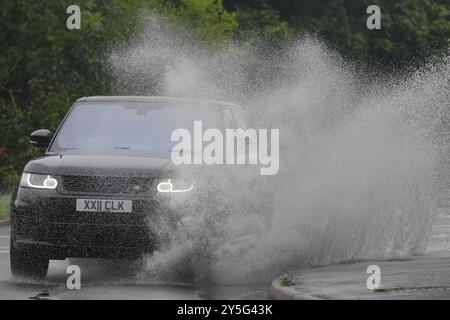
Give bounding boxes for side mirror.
[30,129,52,151]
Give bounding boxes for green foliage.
[1,1,110,189]
[0,194,10,219]
[231,0,450,65]
[0,0,237,191]
[172,0,238,45]
[0,0,448,190]
[279,275,296,287]
[225,0,294,43]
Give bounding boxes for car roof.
[76,96,242,109]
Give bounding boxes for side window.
[232,110,248,129]
[223,109,235,129]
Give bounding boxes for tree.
[224,0,450,66]
[0,0,238,190]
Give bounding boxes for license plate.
[76,199,132,213]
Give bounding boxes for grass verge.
[0,194,10,220]
[279,275,296,287]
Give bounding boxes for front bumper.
[11,187,172,259]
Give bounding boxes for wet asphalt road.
[1,205,449,300]
[0,225,269,300]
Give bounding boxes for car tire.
[10,238,49,280]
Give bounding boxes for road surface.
[0,225,268,300]
[1,205,449,299]
[270,205,450,299]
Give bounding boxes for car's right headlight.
[20,172,58,190]
[156,179,194,193]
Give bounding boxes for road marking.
[0,251,9,254]
[0,236,10,239]
[0,247,9,249]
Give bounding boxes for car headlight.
[156,179,194,193]
[20,173,58,190]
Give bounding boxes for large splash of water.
[107,14,450,285]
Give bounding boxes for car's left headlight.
[20,172,58,190]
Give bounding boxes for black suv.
[10,96,271,279]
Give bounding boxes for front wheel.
[10,239,49,279]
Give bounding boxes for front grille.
[60,175,153,194]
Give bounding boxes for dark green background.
[1,0,449,191]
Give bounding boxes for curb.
[0,219,10,226]
[270,276,322,300]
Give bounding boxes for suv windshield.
[50,101,223,152]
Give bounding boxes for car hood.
[24,153,175,177]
